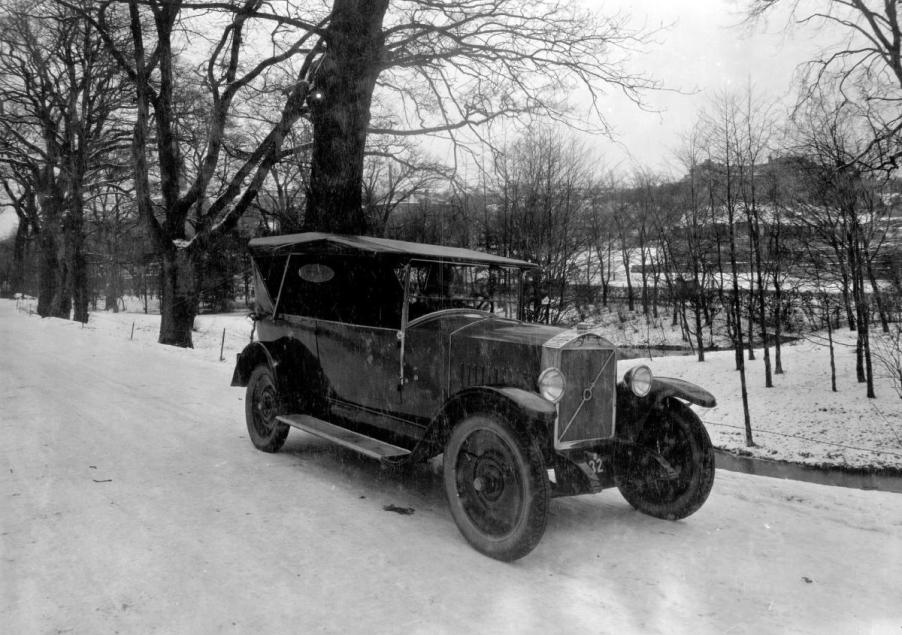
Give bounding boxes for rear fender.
[231,341,277,387]
[231,338,326,409]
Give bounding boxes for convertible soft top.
[247,232,537,268]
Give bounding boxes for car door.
[308,257,409,425]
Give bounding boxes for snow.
[11,296,902,473]
[627,335,902,472]
[2,300,902,633]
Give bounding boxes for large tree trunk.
[304,0,389,234]
[158,247,199,348]
[37,229,59,317]
[105,254,121,312]
[62,209,89,323]
[36,179,67,318]
[11,216,30,294]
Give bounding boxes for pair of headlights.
[537,365,653,403]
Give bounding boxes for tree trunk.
[639,246,648,315]
[693,295,705,363]
[747,290,756,361]
[836,253,855,330]
[62,209,89,323]
[55,234,72,319]
[304,0,389,234]
[11,216,30,294]
[37,230,59,318]
[621,247,635,312]
[105,258,121,312]
[773,278,784,374]
[865,250,890,333]
[158,247,199,348]
[825,299,836,392]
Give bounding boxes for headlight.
[624,365,653,398]
[537,367,566,403]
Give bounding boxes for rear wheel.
[443,412,549,561]
[617,400,715,520]
[245,365,289,453]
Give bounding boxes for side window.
[276,256,402,328]
[344,260,404,328]
[406,261,520,320]
[257,255,289,302]
[274,256,336,319]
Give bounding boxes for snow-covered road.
[2,302,900,634]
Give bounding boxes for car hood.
[450,317,615,349]
[451,318,565,346]
[447,317,615,394]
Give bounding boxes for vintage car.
[232,232,716,561]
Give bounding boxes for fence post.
[130,322,135,341]
[220,328,226,361]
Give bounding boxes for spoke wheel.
[617,400,714,520]
[245,365,289,453]
[443,412,548,561]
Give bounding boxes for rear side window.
[276,256,403,328]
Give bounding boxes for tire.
[443,412,549,561]
[245,365,289,453]
[617,400,715,520]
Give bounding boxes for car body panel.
[232,231,716,474]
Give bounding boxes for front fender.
[648,377,716,408]
[615,377,715,438]
[410,386,556,462]
[440,386,557,429]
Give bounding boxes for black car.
[232,232,716,561]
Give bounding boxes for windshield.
[406,260,523,321]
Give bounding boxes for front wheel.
[617,400,715,520]
[245,365,289,453]
[443,412,549,561]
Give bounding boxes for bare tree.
[749,0,902,169]
[72,0,326,346]
[610,185,637,312]
[0,161,39,296]
[699,93,756,446]
[586,176,618,308]
[249,127,312,234]
[630,169,659,317]
[489,127,592,323]
[0,0,129,321]
[70,0,656,347]
[306,0,657,231]
[788,93,887,398]
[362,145,450,235]
[735,87,776,386]
[672,126,724,361]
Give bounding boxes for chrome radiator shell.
[541,332,617,450]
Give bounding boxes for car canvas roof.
[247,232,538,268]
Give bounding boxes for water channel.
[715,450,902,494]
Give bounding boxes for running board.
[277,414,411,460]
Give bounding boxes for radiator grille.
[553,347,616,448]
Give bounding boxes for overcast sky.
[0,0,836,239]
[583,0,834,175]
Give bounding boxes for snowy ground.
[578,305,902,472]
[12,297,902,472]
[630,335,902,472]
[2,300,902,633]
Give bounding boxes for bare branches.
[749,0,902,171]
[372,0,658,146]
